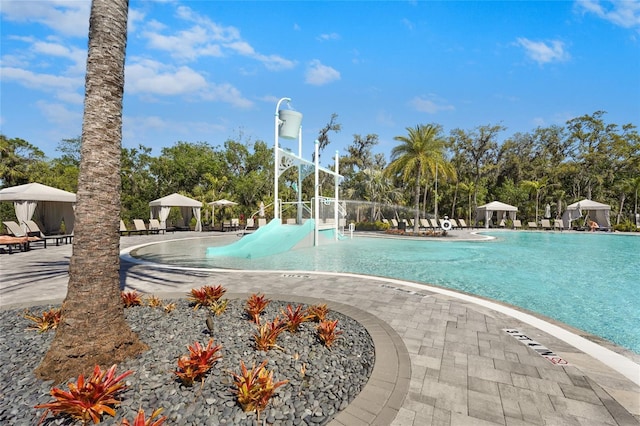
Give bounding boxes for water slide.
[206,219,316,259]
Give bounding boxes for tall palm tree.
[520,177,554,225]
[36,0,147,384]
[385,124,449,233]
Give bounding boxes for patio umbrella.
[544,203,551,218]
[259,201,265,217]
[209,199,238,226]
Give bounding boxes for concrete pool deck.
[1,230,639,425]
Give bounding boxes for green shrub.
[354,221,389,231]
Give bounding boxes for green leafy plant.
[307,304,329,322]
[24,307,62,333]
[254,317,286,351]
[317,319,343,348]
[208,298,229,316]
[174,338,223,386]
[188,285,227,310]
[35,364,133,425]
[120,408,166,426]
[120,291,143,307]
[281,304,312,332]
[245,293,270,324]
[230,360,288,420]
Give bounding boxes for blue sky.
[1,0,639,163]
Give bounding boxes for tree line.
[1,110,639,230]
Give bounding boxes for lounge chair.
[149,219,166,234]
[2,220,44,249]
[449,218,459,229]
[120,220,131,236]
[134,219,159,235]
[540,219,552,230]
[457,219,468,229]
[0,235,30,253]
[429,219,439,229]
[527,221,538,230]
[390,219,398,229]
[513,219,522,229]
[120,220,145,236]
[258,218,267,227]
[24,220,73,246]
[553,219,563,231]
[498,219,506,228]
[419,218,431,230]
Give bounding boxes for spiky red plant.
[35,364,133,425]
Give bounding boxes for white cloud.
[575,0,640,31]
[145,4,294,71]
[35,100,81,126]
[305,60,341,85]
[1,67,81,93]
[515,38,570,64]
[317,32,340,41]
[409,96,455,114]
[125,60,208,95]
[0,0,90,37]
[125,58,253,108]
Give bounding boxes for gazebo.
[0,182,76,234]
[476,201,518,228]
[149,193,202,232]
[562,199,611,230]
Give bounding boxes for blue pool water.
[131,232,640,354]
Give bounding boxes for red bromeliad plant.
[230,360,288,419]
[24,307,62,333]
[145,295,163,308]
[245,293,270,324]
[254,317,286,351]
[188,285,227,310]
[35,364,133,425]
[120,408,166,426]
[307,304,329,322]
[120,291,143,307]
[281,304,313,332]
[174,338,223,386]
[317,319,343,348]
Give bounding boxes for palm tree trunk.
[36,0,147,384]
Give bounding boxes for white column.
[314,140,320,246]
[334,150,339,240]
[274,97,291,220]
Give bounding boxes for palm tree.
[385,124,449,233]
[520,177,554,225]
[36,0,147,384]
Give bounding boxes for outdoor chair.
[419,218,431,230]
[513,219,522,229]
[2,220,44,249]
[429,219,440,229]
[149,219,166,234]
[527,221,538,229]
[457,219,468,229]
[24,220,73,246]
[540,219,552,230]
[133,219,156,235]
[449,218,459,229]
[553,219,563,231]
[258,218,267,227]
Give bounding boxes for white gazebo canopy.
[562,199,611,229]
[476,201,518,228]
[208,199,238,226]
[0,182,76,234]
[149,193,202,232]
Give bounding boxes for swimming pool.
[130,231,640,354]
